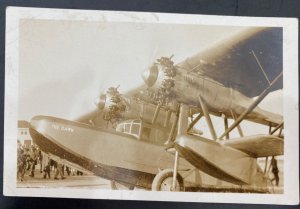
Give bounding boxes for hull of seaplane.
[175,134,269,191]
[29,115,192,189]
[29,115,270,192]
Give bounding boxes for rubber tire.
[151,169,185,191]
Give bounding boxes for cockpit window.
[116,119,141,139]
[124,124,130,133]
[131,124,140,135]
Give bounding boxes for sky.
[18,19,283,136]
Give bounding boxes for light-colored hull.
[175,134,268,189]
[30,115,191,188]
[30,116,271,192]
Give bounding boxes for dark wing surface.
[176,27,283,97]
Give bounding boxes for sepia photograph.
[4,7,299,204]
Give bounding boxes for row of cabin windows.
[116,120,167,146]
[116,119,141,138]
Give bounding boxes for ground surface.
[17,168,114,189]
[16,167,283,193]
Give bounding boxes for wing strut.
[230,110,244,137]
[171,104,189,191]
[219,72,283,140]
[223,116,230,139]
[164,109,172,127]
[198,95,217,140]
[151,103,162,124]
[270,122,284,135]
[187,112,203,133]
[252,50,271,85]
[264,157,269,174]
[165,104,181,145]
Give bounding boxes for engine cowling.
[141,56,177,105]
[94,86,128,124]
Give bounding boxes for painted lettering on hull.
[52,124,74,133]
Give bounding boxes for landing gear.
[110,180,135,190]
[152,104,185,192]
[151,169,185,191]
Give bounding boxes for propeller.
[94,86,129,126]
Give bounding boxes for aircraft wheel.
[151,169,184,191]
[110,180,135,190]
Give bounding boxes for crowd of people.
[17,140,83,182]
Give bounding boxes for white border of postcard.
[4,7,299,204]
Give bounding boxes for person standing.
[66,166,70,176]
[38,149,43,173]
[43,161,51,179]
[29,146,38,177]
[17,148,26,181]
[54,159,65,180]
[271,156,279,186]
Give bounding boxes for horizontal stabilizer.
[222,134,283,157]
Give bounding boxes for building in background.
[18,120,32,147]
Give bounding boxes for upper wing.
[176,27,283,97]
[78,28,283,125]
[222,134,283,158]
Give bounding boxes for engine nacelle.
[94,86,129,124]
[141,56,177,105]
[94,94,107,110]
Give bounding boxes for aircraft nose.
[29,116,52,135]
[30,117,38,130]
[141,64,159,87]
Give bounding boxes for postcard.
[3,7,299,204]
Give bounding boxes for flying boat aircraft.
[29,27,284,192]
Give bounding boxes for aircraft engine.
[94,86,129,124]
[141,56,177,104]
[94,94,107,110]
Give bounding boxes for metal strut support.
[138,120,143,140]
[231,110,244,137]
[187,112,203,133]
[270,122,284,135]
[223,116,229,140]
[264,157,269,174]
[172,104,189,191]
[165,104,181,145]
[252,50,271,85]
[164,109,172,127]
[172,150,179,191]
[267,156,275,174]
[219,72,283,140]
[139,103,144,119]
[198,95,217,140]
[278,126,283,137]
[178,104,189,135]
[151,103,161,124]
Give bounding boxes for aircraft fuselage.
[142,65,282,126]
